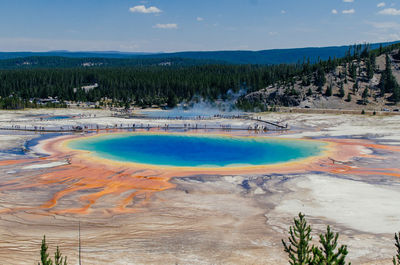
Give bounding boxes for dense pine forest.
[1,43,399,110]
[0,63,302,109]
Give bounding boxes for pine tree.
[54,246,67,265]
[282,213,314,265]
[307,87,313,97]
[366,59,374,80]
[379,72,387,96]
[379,54,400,102]
[39,236,52,265]
[362,87,369,105]
[325,84,332,97]
[38,236,67,265]
[312,226,350,265]
[394,232,400,265]
[167,92,178,108]
[314,66,326,87]
[346,93,352,102]
[349,63,357,81]
[352,81,359,93]
[338,83,345,98]
[393,85,400,103]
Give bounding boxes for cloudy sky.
[0,0,399,52]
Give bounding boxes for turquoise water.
[40,115,71,120]
[50,116,70,120]
[68,134,326,167]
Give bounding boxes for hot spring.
[67,133,327,168]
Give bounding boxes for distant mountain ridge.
[0,41,399,65]
[142,41,399,64]
[0,51,154,60]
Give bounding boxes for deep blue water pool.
[67,134,326,167]
[46,116,71,120]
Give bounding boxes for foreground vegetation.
[38,236,67,265]
[282,213,400,265]
[37,213,400,264]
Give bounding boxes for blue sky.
[0,0,399,52]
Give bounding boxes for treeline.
[1,42,400,110]
[0,64,303,109]
[0,96,67,110]
[0,56,222,70]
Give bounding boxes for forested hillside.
[0,43,399,110]
[143,41,399,65]
[0,64,299,109]
[240,43,400,111]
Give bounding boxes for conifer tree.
[352,81,359,93]
[38,236,67,265]
[54,246,67,265]
[393,85,400,103]
[314,66,326,88]
[394,232,400,265]
[312,226,350,265]
[362,88,369,105]
[307,87,313,97]
[366,59,374,80]
[39,236,52,265]
[282,213,314,265]
[338,83,345,98]
[325,84,332,97]
[346,93,352,102]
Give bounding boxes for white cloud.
[343,0,354,2]
[129,5,162,14]
[367,21,400,29]
[378,8,400,15]
[153,23,178,29]
[342,9,355,14]
[281,10,286,14]
[196,17,204,21]
[389,33,400,40]
[331,9,338,14]
[377,2,386,8]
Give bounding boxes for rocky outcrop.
[244,87,304,107]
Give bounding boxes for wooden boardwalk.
[0,115,289,133]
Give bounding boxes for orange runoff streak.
[0,132,399,215]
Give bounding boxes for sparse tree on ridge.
[338,83,345,98]
[366,59,374,81]
[346,93,352,102]
[362,87,369,105]
[325,84,333,97]
[307,87,313,97]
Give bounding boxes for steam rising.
[140,89,247,118]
